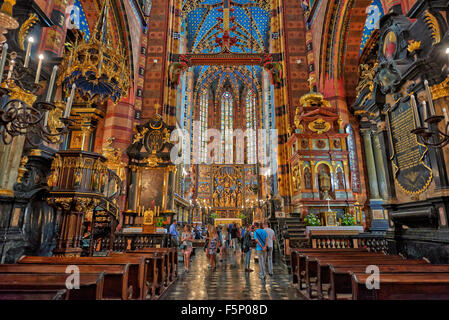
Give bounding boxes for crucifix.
[307,75,315,92]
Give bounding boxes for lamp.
[0,41,72,145]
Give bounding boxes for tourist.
[227,223,233,249]
[231,223,240,252]
[170,219,180,246]
[181,224,194,273]
[242,225,254,272]
[264,221,276,277]
[220,226,228,261]
[208,226,219,271]
[254,222,268,280]
[204,224,211,267]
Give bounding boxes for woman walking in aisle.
[181,224,194,273]
[242,225,254,272]
[220,226,228,261]
[208,226,219,271]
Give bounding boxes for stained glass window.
[246,89,257,164]
[221,91,233,163]
[199,90,208,163]
[346,125,361,192]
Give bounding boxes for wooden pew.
[304,254,406,298]
[330,264,449,300]
[127,248,178,283]
[297,251,384,290]
[314,257,428,299]
[352,273,449,300]
[290,248,368,286]
[0,272,104,300]
[110,251,166,299]
[0,264,132,300]
[18,256,147,300]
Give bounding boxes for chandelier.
[0,0,72,146]
[0,0,18,44]
[58,0,130,104]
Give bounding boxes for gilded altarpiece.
[287,91,357,224]
[197,164,258,219]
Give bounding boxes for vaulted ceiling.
[183,0,270,101]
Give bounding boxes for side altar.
[118,112,176,248]
[287,89,361,227]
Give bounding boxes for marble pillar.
[361,129,381,200]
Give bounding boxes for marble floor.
[162,247,305,300]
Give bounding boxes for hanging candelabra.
[411,80,449,148]
[0,40,73,146]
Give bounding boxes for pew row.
[0,272,104,300]
[18,256,146,300]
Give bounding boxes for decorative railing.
[307,233,388,252]
[113,233,173,252]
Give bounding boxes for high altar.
[287,88,361,227]
[195,164,259,221]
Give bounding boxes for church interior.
[0,0,449,301]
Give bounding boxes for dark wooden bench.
[0,272,104,300]
[330,264,449,300]
[0,264,132,300]
[297,251,384,290]
[18,256,146,300]
[314,257,428,299]
[290,248,368,286]
[127,248,178,283]
[352,273,449,300]
[110,251,166,299]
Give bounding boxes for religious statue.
[337,167,345,190]
[304,167,312,189]
[318,168,332,200]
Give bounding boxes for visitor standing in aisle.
[264,222,276,276]
[181,225,194,273]
[242,225,254,272]
[254,222,268,280]
[208,226,219,271]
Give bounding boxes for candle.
[411,95,421,128]
[34,54,44,84]
[422,101,428,128]
[63,83,76,118]
[6,59,14,80]
[424,80,436,116]
[46,66,58,103]
[24,36,34,68]
[443,108,449,123]
[0,43,8,84]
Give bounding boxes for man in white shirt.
[263,222,276,276]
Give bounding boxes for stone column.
[372,132,389,200]
[361,129,381,200]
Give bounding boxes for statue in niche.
[318,166,332,200]
[336,167,345,190]
[304,167,312,189]
[213,192,218,207]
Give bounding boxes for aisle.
[162,248,305,300]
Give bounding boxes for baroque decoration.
[58,0,130,104]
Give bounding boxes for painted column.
[372,132,389,200]
[361,128,381,200]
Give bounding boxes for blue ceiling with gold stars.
[183,0,270,97]
[360,0,384,54]
[72,0,91,41]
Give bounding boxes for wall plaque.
[387,99,432,194]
